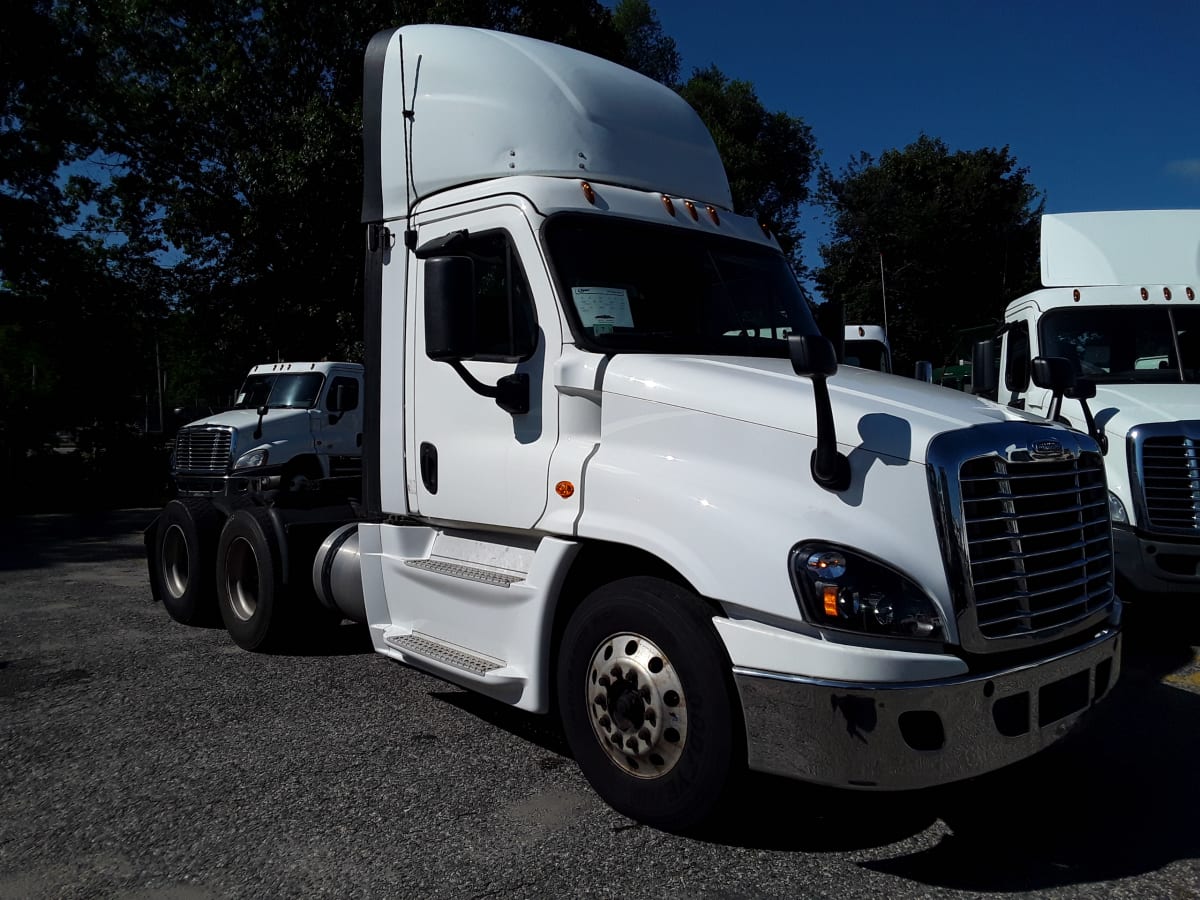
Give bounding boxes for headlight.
[234,448,269,470]
[790,543,945,641]
[1108,490,1128,524]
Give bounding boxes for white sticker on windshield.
[236,392,246,404]
[572,287,634,329]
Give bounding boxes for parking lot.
[2,509,1199,899]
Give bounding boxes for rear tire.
[557,576,740,831]
[215,507,292,651]
[154,498,223,625]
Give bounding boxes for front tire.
[154,498,223,625]
[557,576,740,831]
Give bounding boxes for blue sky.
[650,0,1200,273]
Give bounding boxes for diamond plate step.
[385,633,504,676]
[405,558,524,587]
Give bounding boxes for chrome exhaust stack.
[312,523,367,623]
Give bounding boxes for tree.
[677,67,816,272]
[612,0,680,85]
[816,134,1044,373]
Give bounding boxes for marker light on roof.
[1164,287,1172,301]
[1140,287,1149,301]
[684,199,698,221]
[760,222,772,238]
[1073,289,1081,302]
[1188,287,1196,301]
[662,195,676,216]
[581,181,596,204]
[706,205,720,225]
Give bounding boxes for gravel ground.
[1,509,1199,899]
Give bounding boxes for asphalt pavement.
[1,509,1199,899]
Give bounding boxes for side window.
[1005,321,1030,392]
[462,231,538,362]
[328,376,360,412]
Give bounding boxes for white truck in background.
[843,324,892,373]
[171,361,364,495]
[981,210,1200,596]
[146,25,1120,831]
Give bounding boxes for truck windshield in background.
[844,339,890,372]
[1040,306,1200,384]
[233,372,325,410]
[545,215,820,357]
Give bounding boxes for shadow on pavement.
[710,664,1200,891]
[0,509,157,572]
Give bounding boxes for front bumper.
[734,626,1120,790]
[1113,525,1200,593]
[172,467,281,496]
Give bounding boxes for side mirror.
[424,256,476,361]
[789,333,838,379]
[971,340,998,398]
[810,301,845,363]
[788,334,850,492]
[914,361,933,383]
[1031,356,1074,393]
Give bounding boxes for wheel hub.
[585,633,687,779]
[161,524,190,600]
[224,537,260,622]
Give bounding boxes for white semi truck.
[982,210,1200,596]
[146,25,1121,830]
[171,360,365,495]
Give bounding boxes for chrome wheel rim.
[224,537,260,622]
[161,524,190,600]
[585,632,687,779]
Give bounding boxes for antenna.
[399,35,422,250]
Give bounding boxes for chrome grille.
[1137,431,1200,534]
[960,453,1112,641]
[927,424,1115,653]
[173,426,232,473]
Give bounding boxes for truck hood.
[600,355,1044,463]
[1088,383,1200,436]
[182,408,308,436]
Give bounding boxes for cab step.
[404,558,524,588]
[384,631,505,676]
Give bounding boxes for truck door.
[316,370,363,475]
[409,207,561,529]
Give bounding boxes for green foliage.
[677,67,816,271]
[612,0,680,84]
[816,134,1044,372]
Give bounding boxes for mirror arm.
[809,375,852,492]
[448,361,530,415]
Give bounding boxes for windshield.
[844,339,890,372]
[1039,307,1200,384]
[233,372,325,410]
[544,214,819,356]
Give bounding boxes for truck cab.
[172,361,364,494]
[996,210,1200,594]
[843,324,892,373]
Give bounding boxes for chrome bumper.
[734,627,1120,790]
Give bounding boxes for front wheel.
[557,576,740,831]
